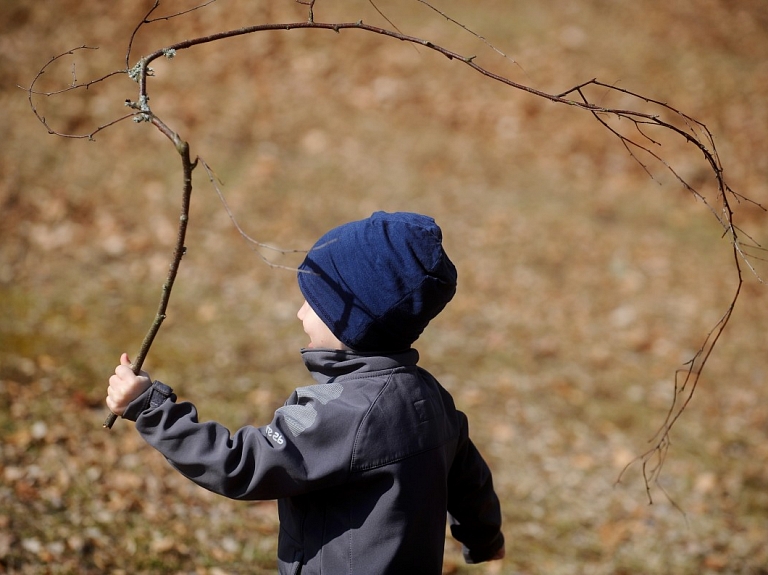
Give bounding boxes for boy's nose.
[297,300,309,320]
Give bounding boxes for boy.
[107,211,505,574]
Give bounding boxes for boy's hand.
[106,353,152,416]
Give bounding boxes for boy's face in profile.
[297,300,348,350]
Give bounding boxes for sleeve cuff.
[123,380,175,421]
[462,531,505,564]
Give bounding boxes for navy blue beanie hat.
[298,211,457,352]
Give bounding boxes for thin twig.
[146,0,220,23]
[368,0,409,43]
[126,0,161,68]
[21,46,133,140]
[199,158,310,272]
[415,0,526,75]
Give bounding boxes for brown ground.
[2,1,768,573]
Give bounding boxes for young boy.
[107,211,505,574]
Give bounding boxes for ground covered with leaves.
[2,1,768,573]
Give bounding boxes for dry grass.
[2,1,768,573]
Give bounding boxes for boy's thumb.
[120,352,132,367]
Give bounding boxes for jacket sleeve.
[122,381,352,501]
[446,410,505,564]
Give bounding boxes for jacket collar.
[300,348,419,384]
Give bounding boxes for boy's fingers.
[114,364,132,378]
[105,395,124,416]
[115,353,135,378]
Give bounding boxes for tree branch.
[26,3,764,496]
[103,115,196,428]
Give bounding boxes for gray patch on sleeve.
[277,382,344,437]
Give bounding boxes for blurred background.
[2,1,768,573]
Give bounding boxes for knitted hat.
[298,211,457,352]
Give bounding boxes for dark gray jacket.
[124,349,504,574]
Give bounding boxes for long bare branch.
[26,5,764,495]
[103,113,197,429]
